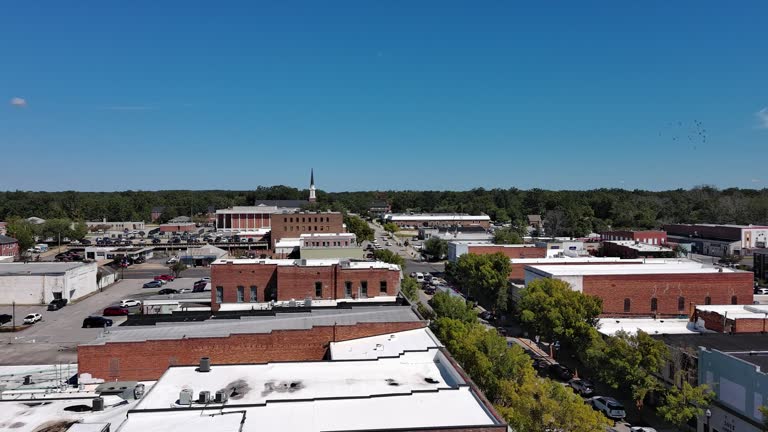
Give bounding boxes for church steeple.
[309,169,317,203]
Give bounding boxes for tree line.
[3,186,768,236]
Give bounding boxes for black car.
[80,239,92,245]
[549,363,575,381]
[159,288,179,295]
[478,310,494,321]
[0,314,12,325]
[152,238,161,244]
[47,298,68,311]
[82,316,113,328]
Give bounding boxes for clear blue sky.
[2,1,767,192]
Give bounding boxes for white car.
[756,288,768,295]
[629,427,658,432]
[178,288,192,294]
[591,396,626,420]
[23,313,42,324]
[166,257,178,264]
[119,299,141,308]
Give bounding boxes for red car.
[154,274,176,282]
[103,306,130,316]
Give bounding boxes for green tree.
[493,227,523,244]
[169,261,188,277]
[657,381,714,428]
[451,253,511,312]
[422,237,447,261]
[5,216,36,252]
[400,276,419,301]
[429,292,477,323]
[344,214,374,243]
[517,278,602,348]
[373,249,405,267]
[40,218,73,242]
[70,221,89,240]
[383,222,399,233]
[760,405,768,429]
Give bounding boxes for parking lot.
[0,263,210,365]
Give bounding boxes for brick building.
[448,242,546,263]
[695,304,768,333]
[210,258,401,311]
[601,230,668,245]
[754,249,768,282]
[663,223,768,256]
[269,211,344,248]
[0,235,19,260]
[525,261,754,317]
[508,257,636,282]
[159,222,196,233]
[78,306,424,381]
[384,213,491,229]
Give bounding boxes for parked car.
[178,288,192,294]
[549,363,574,381]
[568,378,594,396]
[119,299,141,308]
[103,306,130,316]
[152,238,161,244]
[23,313,42,324]
[47,298,68,311]
[591,396,626,420]
[0,314,12,325]
[756,288,768,295]
[478,310,494,321]
[533,358,550,373]
[155,274,175,281]
[82,316,113,328]
[159,288,179,295]
[424,286,436,295]
[143,280,163,288]
[629,427,658,432]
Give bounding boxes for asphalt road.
[120,260,211,280]
[0,264,209,365]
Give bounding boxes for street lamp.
[705,408,712,432]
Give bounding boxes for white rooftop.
[299,232,356,238]
[597,318,706,336]
[606,240,674,252]
[330,327,443,360]
[274,238,301,248]
[527,261,739,276]
[216,206,280,214]
[696,304,768,319]
[510,257,634,264]
[385,213,491,221]
[0,262,91,276]
[211,257,401,271]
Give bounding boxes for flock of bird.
[659,119,708,150]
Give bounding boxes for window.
[216,286,223,303]
[237,286,244,303]
[361,281,368,298]
[731,296,738,305]
[623,298,631,312]
[650,297,658,312]
[250,286,257,302]
[705,296,712,305]
[315,281,323,298]
[345,281,352,298]
[678,297,685,311]
[380,281,387,294]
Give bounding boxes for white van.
[415,272,425,283]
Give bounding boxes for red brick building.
[508,257,638,281]
[270,212,345,248]
[77,307,424,381]
[0,235,19,260]
[601,230,668,245]
[448,243,547,263]
[525,262,754,317]
[211,258,402,311]
[159,222,196,233]
[695,305,768,333]
[602,240,676,259]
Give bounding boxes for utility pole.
[12,301,16,332]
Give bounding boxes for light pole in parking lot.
[12,301,15,332]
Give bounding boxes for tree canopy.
[422,237,447,261]
[372,249,404,267]
[399,276,419,302]
[343,214,374,243]
[428,291,477,323]
[493,227,523,244]
[447,252,511,312]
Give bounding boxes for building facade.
[601,230,667,245]
[210,258,401,311]
[754,249,768,282]
[270,212,345,248]
[299,233,364,260]
[0,262,98,304]
[664,223,768,256]
[159,223,197,233]
[601,240,676,259]
[0,235,19,260]
[384,213,491,229]
[448,242,547,263]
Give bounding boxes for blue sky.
[2,1,767,192]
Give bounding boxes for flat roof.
[211,257,400,271]
[81,306,421,345]
[216,206,280,214]
[696,304,768,319]
[654,333,768,352]
[122,349,500,432]
[605,240,674,252]
[463,243,539,248]
[510,257,633,264]
[0,262,91,276]
[274,238,300,248]
[299,232,355,238]
[330,327,443,360]
[732,352,768,372]
[386,213,491,221]
[527,261,741,276]
[597,318,706,336]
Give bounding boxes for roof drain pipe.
[206,409,246,432]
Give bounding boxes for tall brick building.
[0,235,19,260]
[270,212,345,248]
[601,230,668,245]
[525,261,754,317]
[211,258,401,311]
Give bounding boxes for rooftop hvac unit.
[198,357,211,373]
[198,390,211,404]
[305,297,312,307]
[92,397,104,412]
[179,388,194,405]
[214,390,229,404]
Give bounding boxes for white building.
[0,262,98,304]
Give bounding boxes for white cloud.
[102,105,155,111]
[10,97,27,107]
[752,178,761,183]
[757,108,768,129]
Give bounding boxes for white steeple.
[309,168,316,203]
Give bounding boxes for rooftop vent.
[23,375,32,385]
[92,397,104,412]
[198,390,211,404]
[198,357,211,373]
[179,388,194,405]
[215,390,229,404]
